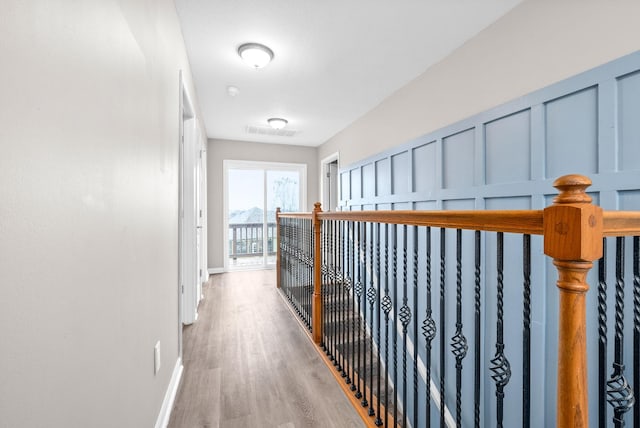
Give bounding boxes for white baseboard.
[154,357,183,428]
[208,267,224,274]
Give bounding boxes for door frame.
[320,152,340,211]
[223,159,307,271]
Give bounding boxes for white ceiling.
[175,0,522,147]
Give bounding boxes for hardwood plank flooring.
[168,270,365,428]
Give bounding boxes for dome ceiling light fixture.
[267,118,288,130]
[238,43,274,69]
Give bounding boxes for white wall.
[207,139,318,270]
[0,1,203,427]
[319,0,640,166]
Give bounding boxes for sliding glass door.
[225,161,306,270]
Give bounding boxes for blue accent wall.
[339,51,640,426]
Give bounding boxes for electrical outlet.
[154,341,161,375]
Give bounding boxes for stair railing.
[276,174,640,428]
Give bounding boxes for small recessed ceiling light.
[238,43,274,69]
[226,85,239,97]
[267,118,288,130]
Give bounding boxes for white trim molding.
[154,358,183,428]
[208,267,224,275]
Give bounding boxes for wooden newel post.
[544,174,603,428]
[312,202,323,344]
[276,207,281,289]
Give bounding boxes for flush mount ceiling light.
[238,43,274,69]
[267,118,288,129]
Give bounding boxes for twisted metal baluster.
[413,226,419,427]
[473,231,481,428]
[361,222,369,408]
[633,236,639,428]
[451,229,468,428]
[392,224,399,425]
[606,237,635,427]
[344,221,352,386]
[382,223,392,427]
[490,232,511,428]
[598,238,608,428]
[374,222,383,426]
[367,223,377,416]
[439,228,446,428]
[522,234,531,428]
[399,224,411,428]
[321,219,328,351]
[423,227,436,428]
[350,221,358,392]
[355,221,363,400]
[339,220,346,377]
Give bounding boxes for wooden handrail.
[276,174,640,427]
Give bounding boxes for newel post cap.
[543,174,603,261]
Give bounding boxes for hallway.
[168,270,364,428]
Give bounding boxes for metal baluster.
[439,228,446,428]
[322,219,328,352]
[400,224,411,428]
[607,237,635,427]
[355,221,363,400]
[344,221,352,386]
[349,221,356,390]
[362,222,369,408]
[633,236,639,428]
[413,226,419,427]
[423,227,436,428]
[522,234,531,428]
[598,238,608,428]
[331,220,341,364]
[451,229,468,428]
[392,223,399,425]
[473,231,481,428]
[340,220,346,377]
[382,223,392,427]
[490,232,511,428]
[375,222,383,426]
[367,222,376,416]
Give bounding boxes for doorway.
[224,160,306,270]
[321,153,339,211]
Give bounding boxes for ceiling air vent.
[246,125,297,137]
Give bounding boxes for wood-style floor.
[168,269,365,428]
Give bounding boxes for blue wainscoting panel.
[485,110,531,185]
[335,51,640,427]
[617,70,640,171]
[362,163,375,199]
[392,151,410,195]
[413,141,437,193]
[443,129,475,190]
[545,87,598,179]
[376,158,391,197]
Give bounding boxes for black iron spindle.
[393,223,399,425]
[606,237,635,427]
[367,222,376,416]
[490,232,511,428]
[451,229,468,428]
[413,226,419,427]
[400,224,411,428]
[344,221,352,385]
[474,230,481,428]
[355,221,363,400]
[423,227,436,428]
[522,234,531,428]
[634,236,639,428]
[375,222,383,426]
[339,220,346,376]
[439,228,446,428]
[362,221,369,408]
[350,221,357,391]
[598,238,608,428]
[382,223,392,427]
